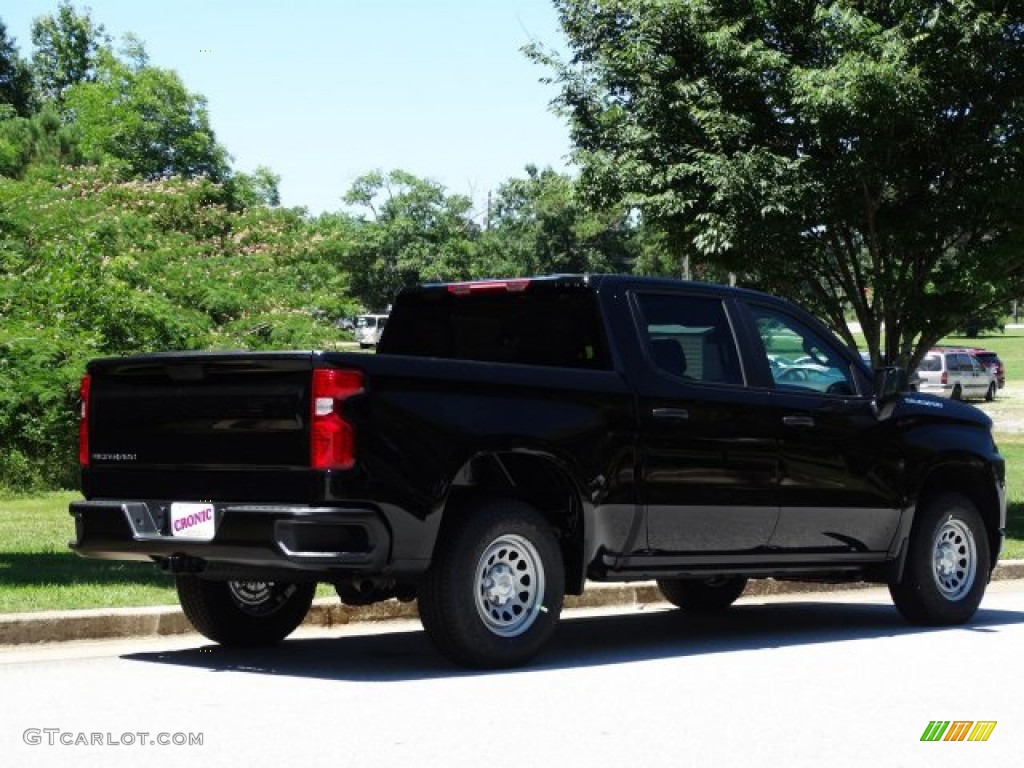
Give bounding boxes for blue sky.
[4,0,573,217]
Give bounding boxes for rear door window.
[633,293,745,386]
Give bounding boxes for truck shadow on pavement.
[122,599,1024,682]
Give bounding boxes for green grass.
[0,492,178,613]
[995,435,1024,560]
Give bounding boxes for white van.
[916,348,993,401]
[354,314,388,348]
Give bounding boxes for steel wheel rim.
[228,580,291,616]
[931,519,977,601]
[474,534,545,638]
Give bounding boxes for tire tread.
[417,498,565,668]
[889,492,989,625]
[176,576,315,646]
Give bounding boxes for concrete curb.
[3,560,1023,647]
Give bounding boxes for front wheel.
[889,493,990,625]
[417,499,565,668]
[986,383,996,402]
[657,576,748,611]
[176,576,315,646]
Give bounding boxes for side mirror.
[874,366,908,401]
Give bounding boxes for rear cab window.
[379,281,611,369]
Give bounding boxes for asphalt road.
[2,582,1022,768]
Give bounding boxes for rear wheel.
[656,576,748,611]
[986,383,996,402]
[951,383,962,400]
[417,499,564,668]
[176,576,315,646]
[889,493,989,625]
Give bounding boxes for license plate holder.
[169,502,216,540]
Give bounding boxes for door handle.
[782,415,815,428]
[653,408,689,421]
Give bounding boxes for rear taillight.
[310,369,364,470]
[79,374,91,467]
[940,371,948,385]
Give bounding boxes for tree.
[0,19,34,116]
[0,167,356,489]
[31,1,108,102]
[342,170,478,308]
[479,164,636,275]
[534,1,1024,367]
[227,165,281,209]
[64,49,229,180]
[0,105,82,178]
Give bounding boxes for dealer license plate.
[170,502,216,540]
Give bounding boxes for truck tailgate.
[83,353,316,499]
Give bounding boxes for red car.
[968,348,1006,389]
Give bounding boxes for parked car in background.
[968,348,1005,389]
[354,313,388,348]
[916,348,994,401]
[972,353,999,401]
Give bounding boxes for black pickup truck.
[71,275,1006,667]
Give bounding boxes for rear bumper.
[70,500,393,574]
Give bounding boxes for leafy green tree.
[535,1,1024,367]
[227,165,281,209]
[0,105,82,178]
[64,49,229,180]
[0,19,34,116]
[479,164,635,276]
[342,170,478,308]
[31,1,108,102]
[0,167,356,489]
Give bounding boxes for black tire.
[176,576,315,646]
[417,498,565,668]
[986,383,996,402]
[889,493,990,625]
[951,383,962,400]
[656,576,748,611]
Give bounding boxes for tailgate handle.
[783,415,815,428]
[653,408,689,421]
